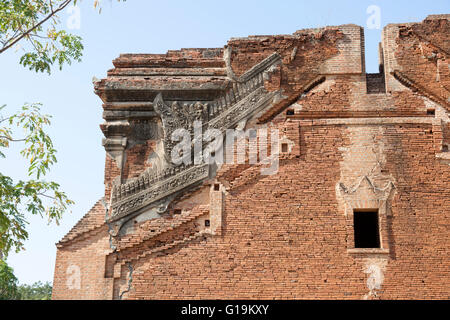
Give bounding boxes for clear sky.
[1,0,449,285]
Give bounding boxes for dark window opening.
[281,143,288,153]
[214,184,220,191]
[353,210,380,248]
[205,220,210,227]
[174,209,182,215]
[286,109,295,115]
[427,109,435,116]
[443,145,449,152]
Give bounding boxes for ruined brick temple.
[52,15,450,299]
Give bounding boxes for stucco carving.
[108,52,282,224]
[109,163,209,222]
[337,175,396,217]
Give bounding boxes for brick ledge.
[347,248,390,255]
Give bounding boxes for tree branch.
[36,192,57,200]
[0,0,73,55]
[0,136,27,142]
[30,33,52,41]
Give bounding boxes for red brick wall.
[118,119,449,300]
[53,226,113,300]
[227,25,365,96]
[53,16,450,300]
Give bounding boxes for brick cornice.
[392,70,450,110]
[257,75,326,123]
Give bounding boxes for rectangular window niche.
[345,204,390,255]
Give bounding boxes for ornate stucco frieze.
[109,163,209,222]
[106,52,282,227]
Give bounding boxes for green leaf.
[0,103,73,256]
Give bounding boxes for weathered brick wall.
[111,122,448,299]
[227,25,360,95]
[53,228,113,299]
[104,155,121,201]
[383,15,450,108]
[118,94,449,300]
[53,15,450,300]
[394,17,449,101]
[52,201,113,300]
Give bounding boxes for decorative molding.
[208,87,278,131]
[153,94,206,163]
[238,52,281,83]
[108,51,282,224]
[109,163,209,222]
[338,175,396,216]
[154,53,281,162]
[224,46,239,82]
[102,137,127,179]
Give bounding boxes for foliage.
[0,260,19,300]
[17,280,52,300]
[0,1,125,258]
[0,261,52,300]
[0,0,83,74]
[0,0,125,74]
[0,103,74,256]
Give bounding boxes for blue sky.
[1,0,449,285]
